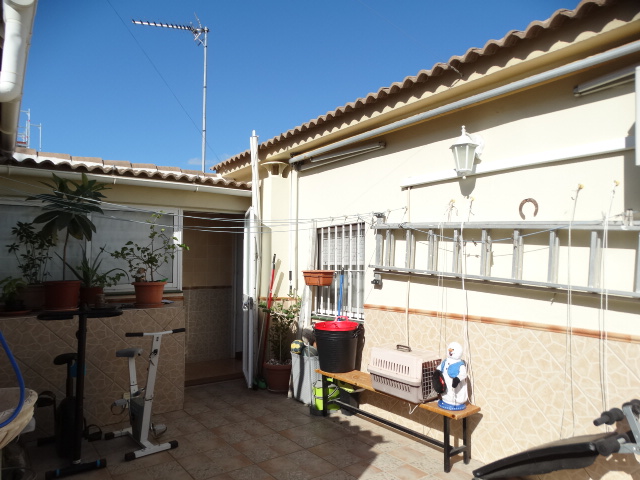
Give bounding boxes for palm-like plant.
[59,246,128,288]
[28,173,109,279]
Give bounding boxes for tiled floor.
[185,359,244,387]
[18,379,483,479]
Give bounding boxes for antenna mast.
[132,15,209,173]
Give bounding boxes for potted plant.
[259,294,300,393]
[60,246,128,307]
[0,276,27,313]
[110,212,188,308]
[28,173,110,310]
[6,221,55,310]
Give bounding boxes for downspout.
[289,162,296,295]
[0,0,37,159]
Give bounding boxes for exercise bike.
[473,399,640,479]
[105,327,185,461]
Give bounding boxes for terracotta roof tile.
[7,149,251,191]
[213,0,618,172]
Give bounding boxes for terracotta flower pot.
[302,270,334,286]
[43,280,81,311]
[20,284,45,311]
[79,286,104,307]
[263,362,292,393]
[132,281,166,308]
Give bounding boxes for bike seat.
[116,348,143,358]
[53,353,77,365]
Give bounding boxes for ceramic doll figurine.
[433,341,468,410]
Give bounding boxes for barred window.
[313,223,365,320]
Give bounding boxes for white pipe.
[0,164,252,197]
[288,40,640,166]
[0,0,37,157]
[289,162,295,294]
[401,136,635,188]
[250,130,261,210]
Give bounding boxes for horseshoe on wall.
[519,198,539,220]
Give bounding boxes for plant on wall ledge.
[28,173,109,279]
[110,212,188,308]
[110,212,188,283]
[0,276,27,312]
[60,246,128,288]
[7,221,55,285]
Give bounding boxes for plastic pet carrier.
[367,344,441,404]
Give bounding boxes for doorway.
[182,211,245,386]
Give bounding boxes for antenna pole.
[132,17,210,172]
[199,26,208,173]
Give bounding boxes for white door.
[242,207,260,388]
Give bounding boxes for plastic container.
[313,381,340,410]
[314,321,360,373]
[368,344,441,403]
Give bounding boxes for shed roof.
[5,148,251,191]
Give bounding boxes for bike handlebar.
[125,328,186,337]
[593,407,624,426]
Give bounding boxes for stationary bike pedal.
[151,423,167,438]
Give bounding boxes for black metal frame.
[320,374,471,472]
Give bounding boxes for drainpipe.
[0,0,37,158]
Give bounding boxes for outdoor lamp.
[450,126,484,178]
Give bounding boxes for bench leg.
[463,417,470,464]
[443,417,451,473]
[321,375,329,416]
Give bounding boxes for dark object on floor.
[473,400,640,479]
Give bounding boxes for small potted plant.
[0,276,27,314]
[28,173,110,310]
[110,212,188,308]
[60,246,128,307]
[6,221,55,310]
[259,294,300,393]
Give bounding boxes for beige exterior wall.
[251,11,640,479]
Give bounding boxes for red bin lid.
[314,320,359,331]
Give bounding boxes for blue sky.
[22,0,578,172]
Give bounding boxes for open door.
[242,206,260,388]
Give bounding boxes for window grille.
[313,222,365,320]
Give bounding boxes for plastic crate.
[367,345,441,404]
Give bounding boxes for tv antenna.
[132,14,209,173]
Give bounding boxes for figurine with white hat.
[433,341,468,410]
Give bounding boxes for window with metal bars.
[313,223,365,320]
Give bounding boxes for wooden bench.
[316,369,481,473]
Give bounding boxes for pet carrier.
[367,344,441,404]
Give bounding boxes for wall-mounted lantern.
[450,126,484,178]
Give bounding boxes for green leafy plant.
[0,276,27,311]
[7,221,55,284]
[28,173,109,279]
[59,246,128,288]
[259,294,300,364]
[110,212,189,282]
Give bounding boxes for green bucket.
[313,381,340,411]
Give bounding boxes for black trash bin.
[314,321,361,373]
